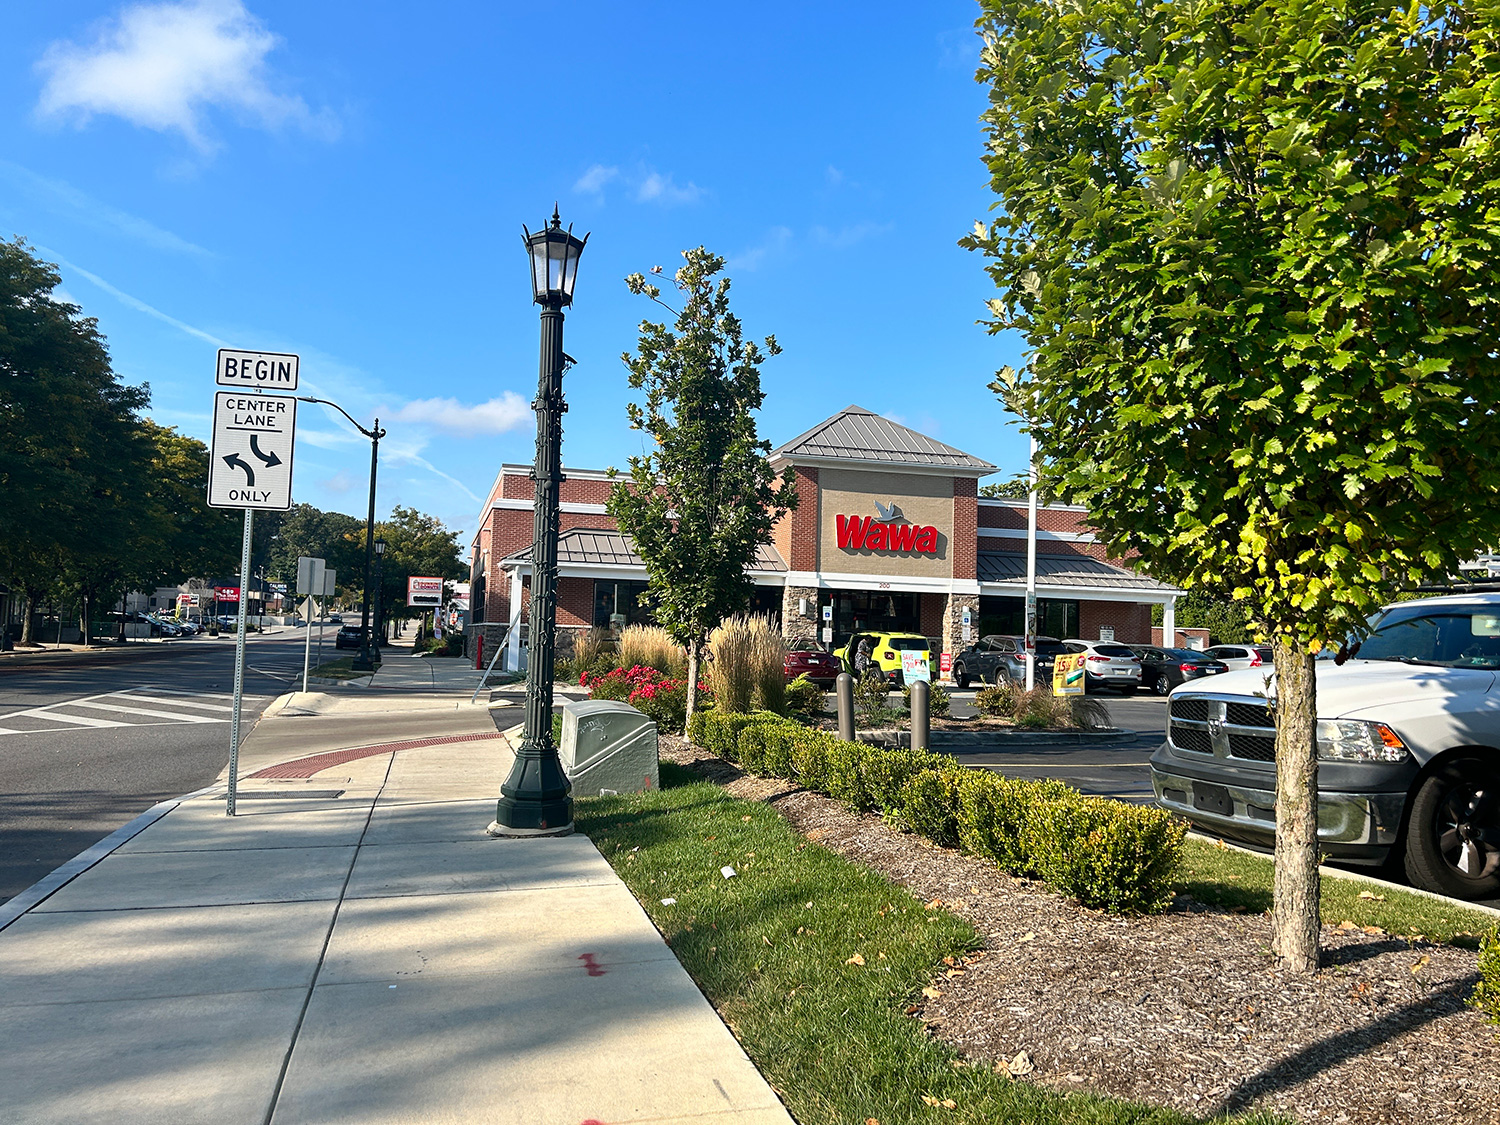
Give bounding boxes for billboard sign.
[408,576,444,607]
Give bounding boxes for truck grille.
[1169,695,1278,761]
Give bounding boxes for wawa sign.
[835,501,940,555]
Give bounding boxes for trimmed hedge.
[689,708,1184,914]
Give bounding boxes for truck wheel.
[1403,756,1500,900]
[954,663,970,689]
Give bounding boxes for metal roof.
[505,528,787,573]
[773,405,996,472]
[977,551,1178,592]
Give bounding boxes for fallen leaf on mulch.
[846,953,866,966]
[1009,1050,1035,1075]
[923,986,943,998]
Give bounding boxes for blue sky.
[1,1,1029,545]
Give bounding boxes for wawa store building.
[467,406,1183,672]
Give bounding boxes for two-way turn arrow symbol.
[222,453,255,486]
[249,434,281,467]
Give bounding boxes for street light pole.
[489,205,588,838]
[373,538,386,648]
[295,395,385,673]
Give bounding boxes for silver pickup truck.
[1150,592,1500,901]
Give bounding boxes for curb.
[1186,830,1500,922]
[0,782,225,934]
[854,727,1141,750]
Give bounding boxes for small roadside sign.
[1053,652,1086,696]
[208,391,296,510]
[216,348,299,391]
[901,652,931,684]
[296,556,326,596]
[821,626,833,643]
[822,604,833,622]
[408,576,443,607]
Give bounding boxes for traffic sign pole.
[227,508,253,817]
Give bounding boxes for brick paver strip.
[249,731,506,779]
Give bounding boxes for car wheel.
[992,668,1008,687]
[954,663,970,689]
[1154,674,1172,696]
[1403,756,1500,900]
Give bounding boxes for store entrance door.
[826,590,921,650]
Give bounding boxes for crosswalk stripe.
[117,693,236,712]
[69,700,221,723]
[142,688,265,701]
[8,710,129,728]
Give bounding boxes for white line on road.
[2,708,128,728]
[69,699,222,723]
[116,693,236,712]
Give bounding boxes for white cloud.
[395,393,531,436]
[636,171,702,206]
[35,0,336,152]
[320,469,355,494]
[573,163,619,195]
[811,221,893,250]
[1,161,211,255]
[729,226,793,271]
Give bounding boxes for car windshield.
[1357,606,1500,668]
[788,640,824,652]
[888,637,929,651]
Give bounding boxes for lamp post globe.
[488,206,589,837]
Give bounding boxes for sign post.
[208,350,298,816]
[297,556,326,693]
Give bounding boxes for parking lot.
[943,690,1165,804]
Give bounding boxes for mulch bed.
[658,736,1499,1125]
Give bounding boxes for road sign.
[296,556,326,596]
[408,576,443,607]
[216,348,299,391]
[209,391,296,510]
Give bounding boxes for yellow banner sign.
[1053,652,1086,696]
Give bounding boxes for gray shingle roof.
[977,552,1178,592]
[505,528,786,573]
[773,405,995,472]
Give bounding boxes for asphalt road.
[0,632,310,904]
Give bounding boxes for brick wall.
[952,478,977,581]
[978,502,1091,533]
[558,576,593,628]
[790,465,819,572]
[500,469,614,505]
[1079,600,1153,644]
[1152,627,1211,649]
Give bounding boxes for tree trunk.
[19,596,33,646]
[684,636,701,736]
[1272,639,1321,973]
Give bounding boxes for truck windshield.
[1358,607,1500,668]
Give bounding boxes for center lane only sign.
[208,391,297,510]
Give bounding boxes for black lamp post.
[373,538,386,647]
[489,205,588,838]
[296,395,385,673]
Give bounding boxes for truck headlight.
[1315,720,1409,762]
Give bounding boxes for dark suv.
[335,624,365,650]
[952,635,1070,688]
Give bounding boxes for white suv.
[1062,639,1143,693]
[1150,592,1500,900]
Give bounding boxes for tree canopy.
[608,248,797,722]
[965,0,1500,970]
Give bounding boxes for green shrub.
[759,720,802,778]
[975,680,1017,716]
[736,723,771,773]
[901,682,951,717]
[630,679,690,733]
[861,748,949,814]
[1472,926,1500,1030]
[1021,794,1186,913]
[790,733,834,792]
[825,739,873,811]
[853,675,899,728]
[896,767,967,846]
[784,674,824,719]
[955,771,1071,875]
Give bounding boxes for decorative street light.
[489,205,588,838]
[373,538,386,648]
[295,395,385,673]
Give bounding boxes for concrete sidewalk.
[0,683,793,1124]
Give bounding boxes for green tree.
[262,503,365,586]
[1151,591,1256,646]
[978,474,1032,500]
[373,505,466,634]
[608,248,797,727]
[137,421,241,586]
[0,238,149,642]
[965,0,1500,970]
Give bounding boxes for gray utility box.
[558,700,659,798]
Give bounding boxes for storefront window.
[978,596,1079,640]
[825,590,922,648]
[594,580,651,629]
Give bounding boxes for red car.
[785,640,841,685]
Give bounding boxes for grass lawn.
[309,656,373,681]
[1179,837,1497,945]
[577,765,1276,1125]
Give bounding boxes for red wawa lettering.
[836,515,938,554]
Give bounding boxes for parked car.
[951,634,1071,688]
[1151,591,1500,900]
[784,640,842,686]
[1062,639,1143,693]
[833,631,932,686]
[335,624,365,650]
[1201,643,1274,671]
[1131,646,1230,695]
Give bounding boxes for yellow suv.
[835,631,933,686]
